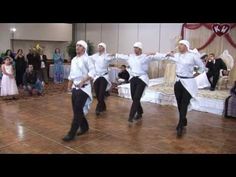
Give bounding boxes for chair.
[217,50,234,90]
[163,61,176,86]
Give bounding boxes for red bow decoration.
[181,23,236,50]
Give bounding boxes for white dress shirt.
[115,53,164,85]
[151,51,205,98]
[68,54,96,115]
[90,52,114,91]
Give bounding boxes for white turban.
[178,40,190,51]
[179,40,200,55]
[76,40,88,51]
[98,42,106,53]
[133,42,143,50]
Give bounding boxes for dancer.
[63,40,95,142]
[90,42,113,116]
[113,42,168,123]
[148,40,205,137]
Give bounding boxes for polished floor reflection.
[0,93,236,153]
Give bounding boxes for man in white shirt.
[63,40,96,142]
[90,42,113,116]
[148,40,205,137]
[114,42,168,123]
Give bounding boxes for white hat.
[98,42,106,53]
[98,42,106,50]
[178,40,190,51]
[76,40,88,51]
[133,42,143,50]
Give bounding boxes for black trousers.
[174,81,192,128]
[68,88,89,137]
[207,71,219,89]
[38,68,49,84]
[94,77,108,112]
[16,69,25,86]
[129,77,146,119]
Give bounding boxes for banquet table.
[49,65,125,82]
[49,64,71,79]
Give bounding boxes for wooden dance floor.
[0,92,236,153]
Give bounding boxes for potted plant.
[86,40,95,55]
[66,41,76,60]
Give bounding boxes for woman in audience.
[15,49,27,87]
[53,48,64,84]
[224,81,236,118]
[5,49,15,66]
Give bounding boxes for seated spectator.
[117,65,130,84]
[23,64,44,96]
[206,53,227,91]
[224,81,236,118]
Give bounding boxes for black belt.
[74,83,88,88]
[177,75,194,79]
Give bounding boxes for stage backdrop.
[183,23,236,58]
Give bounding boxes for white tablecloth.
[49,65,125,82]
[117,77,226,115]
[49,64,71,79]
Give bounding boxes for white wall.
[0,24,11,53]
[12,23,72,41]
[0,23,72,57]
[85,23,102,47]
[118,23,138,53]
[75,23,183,54]
[75,23,86,41]
[138,23,160,53]
[159,23,183,52]
[101,23,119,53]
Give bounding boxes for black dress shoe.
[128,117,133,123]
[101,107,106,112]
[176,123,181,130]
[62,134,75,142]
[134,114,142,121]
[77,128,89,136]
[177,127,183,137]
[210,87,215,91]
[96,110,100,116]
